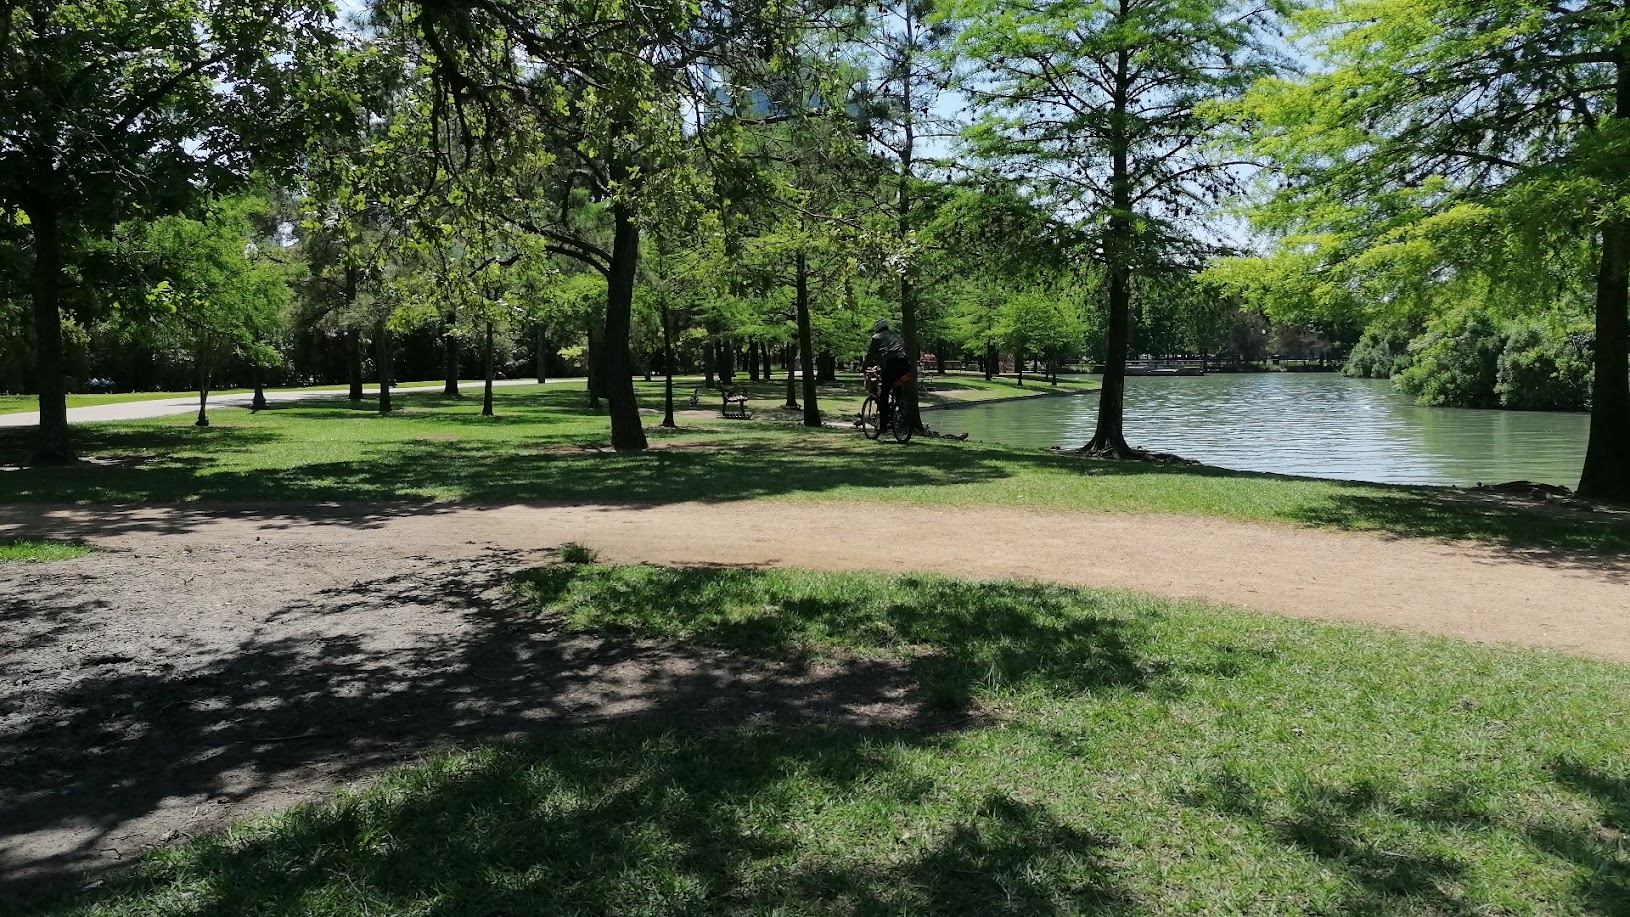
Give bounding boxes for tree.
[947,0,1283,456]
[921,180,1078,378]
[0,0,333,460]
[133,196,293,426]
[850,0,959,432]
[729,95,881,426]
[395,0,823,452]
[640,230,722,427]
[1234,0,1630,498]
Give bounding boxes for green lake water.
[929,373,1589,489]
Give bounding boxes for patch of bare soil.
[1,499,1626,900]
[0,536,930,902]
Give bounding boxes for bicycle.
[860,367,915,443]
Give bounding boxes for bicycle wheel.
[890,401,914,443]
[860,396,880,440]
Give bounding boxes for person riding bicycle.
[863,319,911,428]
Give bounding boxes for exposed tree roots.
[1068,442,1198,465]
[1473,480,1574,498]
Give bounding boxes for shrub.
[557,542,600,565]
[1496,323,1593,411]
[1395,307,1505,407]
[1342,326,1413,379]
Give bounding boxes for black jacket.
[864,329,907,369]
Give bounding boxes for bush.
[556,541,601,565]
[1342,326,1413,379]
[1395,307,1504,407]
[1496,323,1593,412]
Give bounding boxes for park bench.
[720,387,752,419]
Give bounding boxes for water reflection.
[930,374,1588,488]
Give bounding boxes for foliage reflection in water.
[931,374,1588,488]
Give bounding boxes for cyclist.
[863,319,911,429]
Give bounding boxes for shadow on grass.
[2,562,1155,913]
[1183,761,1630,916]
[0,424,1046,507]
[1079,458,1630,566]
[517,565,1159,710]
[1281,486,1630,569]
[1533,759,1630,914]
[7,555,1625,914]
[2,385,1625,566]
[1184,770,1479,915]
[26,729,1130,916]
[0,552,938,906]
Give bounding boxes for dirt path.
[2,500,1625,899]
[7,501,1625,658]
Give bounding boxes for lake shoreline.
[928,373,1587,489]
[923,385,1094,412]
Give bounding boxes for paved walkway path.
[0,379,560,427]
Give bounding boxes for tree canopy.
[1,0,1625,495]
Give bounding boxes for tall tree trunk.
[1087,263,1133,454]
[784,344,799,409]
[896,14,924,434]
[1016,346,1025,387]
[535,325,548,383]
[443,308,461,397]
[984,341,995,381]
[345,265,363,401]
[795,251,821,426]
[765,341,775,379]
[936,347,945,375]
[1084,39,1134,457]
[347,330,364,402]
[661,303,677,428]
[1578,47,1630,500]
[749,341,762,382]
[481,320,495,416]
[375,318,392,415]
[585,319,603,411]
[1580,219,1630,499]
[705,337,716,388]
[602,172,648,451]
[251,362,268,412]
[194,339,212,427]
[25,199,71,461]
[898,182,923,433]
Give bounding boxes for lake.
[929,373,1589,489]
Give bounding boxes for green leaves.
[0,0,337,227]
[1223,0,1624,350]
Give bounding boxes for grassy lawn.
[0,379,491,416]
[0,537,91,562]
[0,382,1620,555]
[644,370,1097,420]
[34,565,1630,915]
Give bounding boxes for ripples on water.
[930,373,1588,489]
